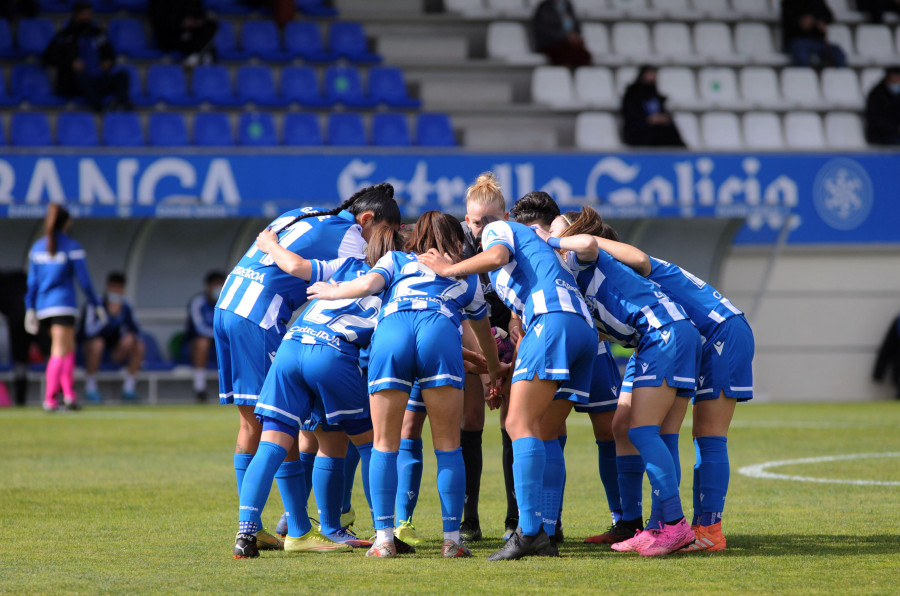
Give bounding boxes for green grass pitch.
[2,402,899,594]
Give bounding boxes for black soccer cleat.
[550,516,564,544]
[487,527,551,561]
[460,518,483,543]
[233,533,260,559]
[393,535,416,555]
[536,539,560,557]
[584,517,645,545]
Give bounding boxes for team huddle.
[219,173,754,560]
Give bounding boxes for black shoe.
[585,518,644,544]
[487,527,551,561]
[63,399,82,411]
[460,518,482,542]
[393,535,416,555]
[196,391,208,403]
[502,517,519,541]
[550,517,564,544]
[536,539,560,557]
[233,533,259,558]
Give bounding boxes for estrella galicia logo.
[812,158,873,231]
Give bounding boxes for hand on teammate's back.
[416,249,453,277]
[255,229,279,253]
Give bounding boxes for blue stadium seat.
[103,112,145,146]
[148,112,188,147]
[238,112,278,146]
[284,21,335,62]
[368,67,422,109]
[116,65,144,104]
[0,66,19,106]
[296,0,339,17]
[416,113,457,147]
[329,22,380,63]
[213,20,248,61]
[327,112,367,146]
[11,65,65,106]
[281,66,333,107]
[193,112,234,146]
[10,112,52,146]
[37,0,74,13]
[241,21,290,61]
[236,66,285,107]
[192,65,242,106]
[57,112,99,146]
[145,64,197,106]
[17,18,54,56]
[206,0,253,14]
[324,66,375,107]
[372,113,411,147]
[0,118,5,145]
[116,0,149,11]
[108,18,163,59]
[90,0,119,13]
[283,113,323,146]
[140,332,173,371]
[0,18,22,58]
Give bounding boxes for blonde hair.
[466,172,506,212]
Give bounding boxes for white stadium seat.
[829,0,865,23]
[672,111,700,148]
[486,22,546,65]
[694,22,738,64]
[824,112,867,149]
[575,112,623,150]
[780,67,823,108]
[615,66,638,95]
[652,0,693,19]
[740,66,782,109]
[486,0,529,18]
[653,23,701,65]
[701,111,743,149]
[732,0,774,19]
[855,24,897,63]
[574,66,618,108]
[860,67,884,94]
[607,0,654,18]
[820,68,863,109]
[692,0,731,20]
[532,66,576,108]
[612,22,653,62]
[735,23,787,65]
[444,0,489,16]
[698,67,741,108]
[742,111,784,149]
[783,112,826,149]
[657,66,699,109]
[579,0,614,18]
[827,24,855,60]
[582,23,611,58]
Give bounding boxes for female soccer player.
[25,204,104,412]
[216,183,400,550]
[308,211,504,559]
[233,225,402,558]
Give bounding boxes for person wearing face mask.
[865,67,900,146]
[185,270,225,403]
[621,66,686,148]
[532,0,591,69]
[79,272,144,403]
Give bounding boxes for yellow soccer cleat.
[340,506,356,529]
[284,527,353,553]
[256,527,284,551]
[394,519,424,546]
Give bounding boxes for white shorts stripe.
[730,385,753,391]
[557,388,590,397]
[369,377,413,387]
[232,394,259,401]
[585,398,618,407]
[408,400,425,407]
[513,368,529,376]
[673,376,695,383]
[325,408,365,419]
[696,388,715,395]
[255,402,302,423]
[418,374,462,383]
[37,306,78,318]
[219,391,234,398]
[235,281,264,318]
[545,368,570,374]
[634,375,657,382]
[219,276,243,311]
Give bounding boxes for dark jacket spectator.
[621,66,685,148]
[873,315,900,398]
[42,2,131,111]
[857,0,900,23]
[148,0,217,66]
[780,0,847,67]
[865,67,900,145]
[0,0,38,19]
[532,0,591,69]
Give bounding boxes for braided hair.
[273,182,400,234]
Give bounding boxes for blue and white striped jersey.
[647,257,744,340]
[371,251,486,329]
[568,250,689,348]
[283,257,382,357]
[482,220,592,331]
[216,207,366,334]
[25,233,100,319]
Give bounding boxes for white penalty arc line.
[738,452,900,486]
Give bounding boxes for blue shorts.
[512,312,598,404]
[622,319,702,399]
[574,341,622,413]
[368,310,464,394]
[695,315,754,403]
[254,339,368,431]
[215,309,282,406]
[406,381,427,413]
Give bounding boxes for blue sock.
[616,454,645,521]
[661,433,682,487]
[342,443,360,515]
[647,491,664,531]
[298,452,316,501]
[435,448,466,533]
[274,459,312,538]
[512,437,545,536]
[541,439,565,537]
[313,456,345,535]
[238,442,286,535]
[596,440,622,522]
[395,438,423,522]
[355,442,374,524]
[234,453,253,497]
[369,449,399,530]
[697,436,729,527]
[692,439,702,526]
[628,425,682,523]
[557,435,568,520]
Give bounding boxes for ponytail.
[44,203,70,255]
[364,224,404,267]
[405,211,465,263]
[274,182,400,234]
[558,206,604,239]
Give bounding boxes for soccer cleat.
[640,518,695,557]
[195,390,207,403]
[284,527,352,553]
[256,527,284,550]
[441,539,472,558]
[325,527,373,548]
[63,398,82,411]
[460,518,482,542]
[487,527,551,561]
[393,535,416,554]
[43,398,60,412]
[502,517,518,542]
[85,390,102,403]
[233,533,259,559]
[395,519,423,546]
[365,539,397,558]
[340,506,356,529]
[550,517,564,544]
[536,539,560,557]
[679,522,726,552]
[275,513,288,538]
[611,524,661,553]
[585,518,644,544]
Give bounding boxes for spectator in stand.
[865,67,900,145]
[185,271,224,403]
[621,66,685,148]
[0,0,38,19]
[532,0,591,69]
[148,0,218,66]
[42,2,132,112]
[0,270,30,406]
[780,0,847,68]
[79,272,144,403]
[858,0,900,23]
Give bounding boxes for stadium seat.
[739,66,782,109]
[238,112,278,146]
[108,18,163,59]
[281,66,333,107]
[37,0,73,13]
[415,113,456,146]
[487,0,529,17]
[103,112,145,146]
[694,22,737,64]
[574,66,618,109]
[824,112,866,149]
[16,18,54,56]
[732,0,772,18]
[241,20,291,61]
[0,18,21,58]
[574,112,622,151]
[855,24,896,64]
[283,113,323,146]
[284,21,336,62]
[821,68,863,109]
[0,70,18,106]
[783,112,825,149]
[581,23,611,61]
[698,67,743,108]
[607,0,653,18]
[296,0,339,17]
[193,112,234,146]
[206,0,252,15]
[372,113,412,146]
[615,66,638,95]
[829,0,865,22]
[611,22,653,63]
[692,0,730,19]
[700,111,742,149]
[742,111,784,150]
[57,112,99,146]
[735,23,787,66]
[10,112,52,146]
[324,66,375,107]
[117,0,149,12]
[532,66,576,108]
[486,22,545,65]
[780,67,823,108]
[329,22,381,63]
[118,65,145,105]
[236,66,286,107]
[657,67,699,110]
[11,64,65,106]
[214,21,249,61]
[140,332,173,372]
[653,23,700,65]
[652,0,694,20]
[445,0,490,17]
[192,65,242,107]
[827,24,855,62]
[860,67,884,95]
[327,112,367,146]
[368,66,422,108]
[672,112,699,148]
[145,65,196,106]
[148,112,189,147]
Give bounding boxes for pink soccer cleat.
[640,518,695,557]
[610,524,661,553]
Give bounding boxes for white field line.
[738,452,900,486]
